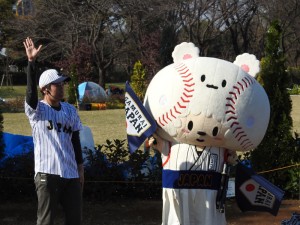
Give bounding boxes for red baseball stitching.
[157,63,195,127]
[225,75,255,150]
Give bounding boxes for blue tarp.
[0,132,159,180]
[1,132,34,164]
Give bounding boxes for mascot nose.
[197,131,206,136]
[206,84,218,89]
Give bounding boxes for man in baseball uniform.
[23,37,84,225]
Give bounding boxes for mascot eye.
[212,127,218,136]
[188,121,193,131]
[221,80,227,87]
[200,75,206,82]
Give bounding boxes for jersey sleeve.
[25,100,43,129]
[72,130,83,165]
[25,61,38,109]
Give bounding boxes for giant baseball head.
[144,42,270,152]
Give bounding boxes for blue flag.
[125,81,157,153]
[235,162,285,216]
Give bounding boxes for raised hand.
[23,37,42,62]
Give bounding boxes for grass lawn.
[0,85,27,99]
[79,109,127,145]
[1,85,127,145]
[1,86,300,145]
[3,109,127,146]
[291,95,300,134]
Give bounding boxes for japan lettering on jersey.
[25,100,82,178]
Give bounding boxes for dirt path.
[0,198,299,225]
[226,199,300,225]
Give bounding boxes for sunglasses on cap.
[50,81,68,86]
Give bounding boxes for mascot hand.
[227,150,238,166]
[148,132,165,153]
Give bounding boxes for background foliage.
[250,21,300,197]
[1,0,300,200]
[130,61,147,102]
[0,139,162,201]
[1,0,300,88]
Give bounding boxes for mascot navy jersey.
[25,100,82,178]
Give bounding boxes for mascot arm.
[148,133,168,154]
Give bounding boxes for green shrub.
[284,167,300,199]
[251,21,299,197]
[287,85,300,95]
[0,110,3,160]
[0,150,35,201]
[11,72,27,85]
[0,97,25,113]
[106,97,125,109]
[0,138,162,201]
[130,61,147,102]
[82,139,162,200]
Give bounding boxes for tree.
[5,0,300,87]
[218,0,262,57]
[0,0,16,87]
[0,0,15,49]
[130,60,147,101]
[54,41,93,105]
[250,21,299,192]
[0,0,14,159]
[177,0,223,56]
[9,0,126,88]
[0,111,4,160]
[66,64,79,106]
[159,15,179,67]
[260,0,300,67]
[114,0,172,78]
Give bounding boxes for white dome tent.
[78,81,108,110]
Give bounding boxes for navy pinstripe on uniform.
[25,100,82,178]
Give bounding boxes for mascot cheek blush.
[144,42,270,225]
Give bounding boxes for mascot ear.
[172,42,200,63]
[233,53,260,78]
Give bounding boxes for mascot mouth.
[197,131,206,142]
[213,137,222,141]
[206,84,218,89]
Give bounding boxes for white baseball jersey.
[25,100,82,178]
[161,142,226,225]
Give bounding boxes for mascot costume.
[143,42,270,225]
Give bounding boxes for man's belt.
[162,169,222,190]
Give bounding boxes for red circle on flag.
[246,183,255,192]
